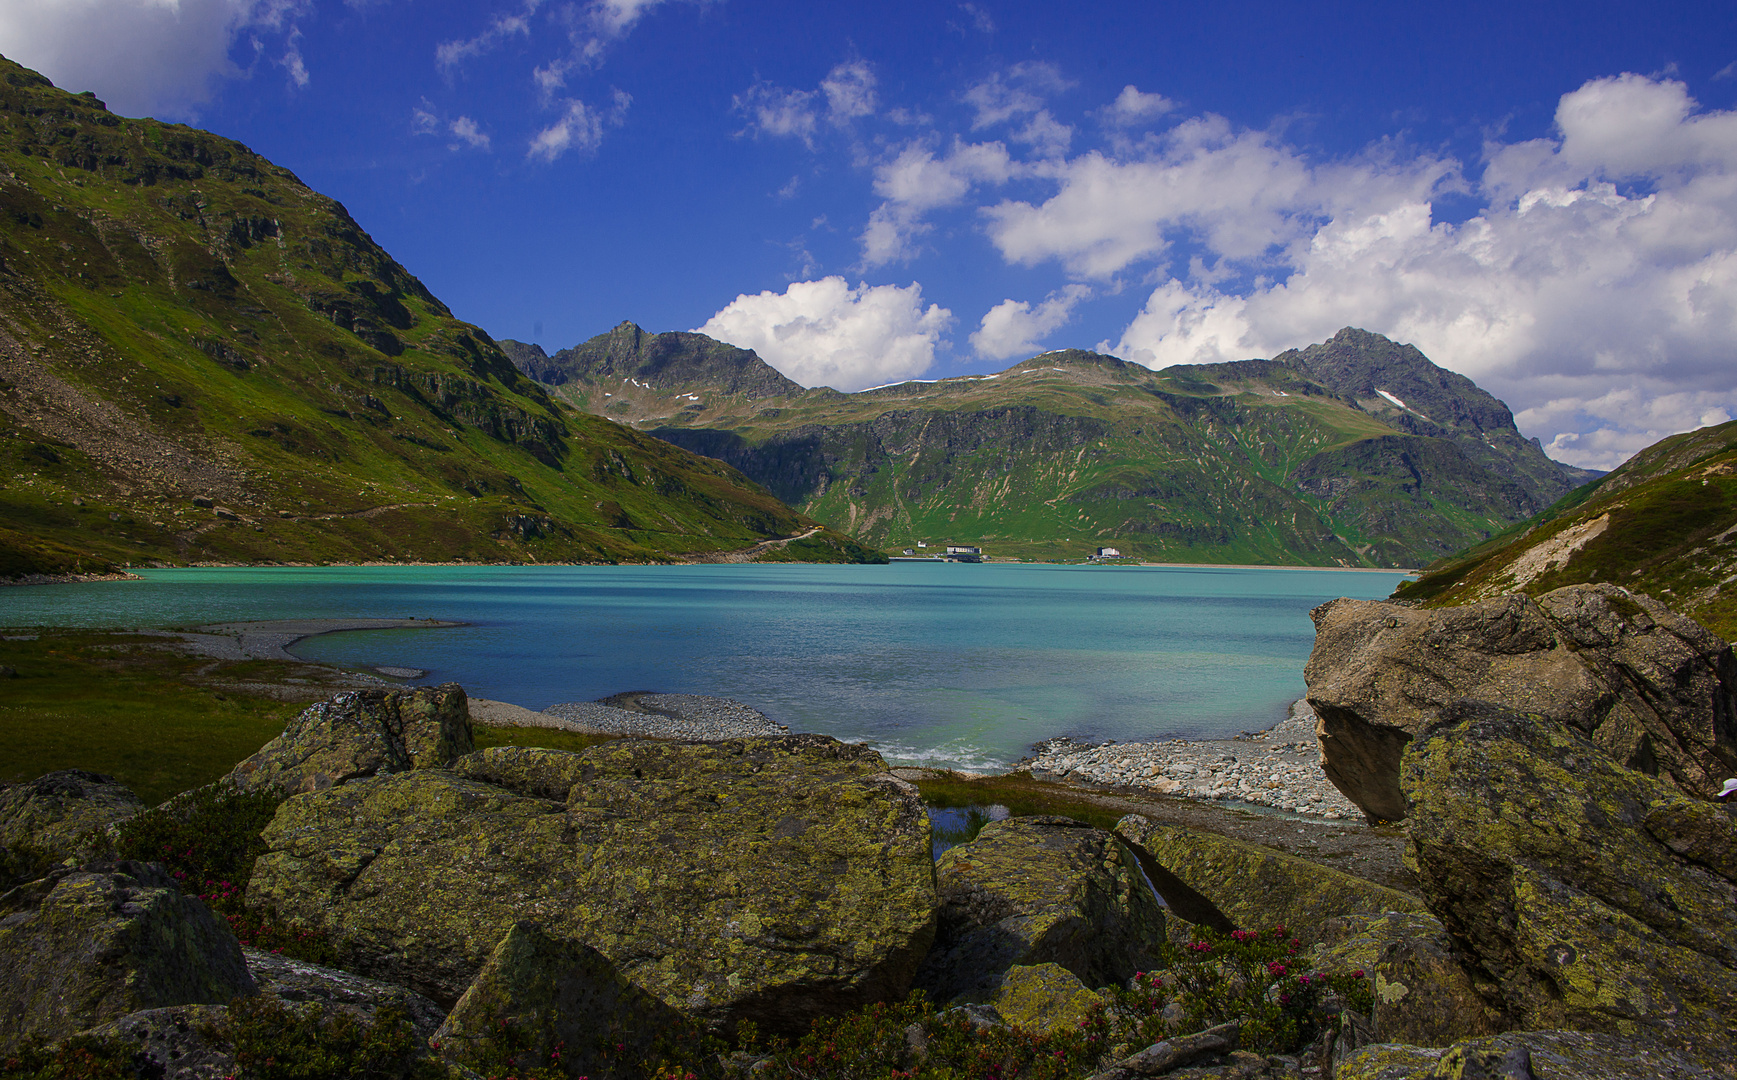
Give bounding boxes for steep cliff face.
[516,326,1583,566]
[0,56,862,572]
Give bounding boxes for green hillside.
[1393,419,1737,638]
[0,56,880,575]
[509,324,1588,566]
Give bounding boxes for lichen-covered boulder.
[1114,814,1426,943]
[1305,585,1737,820]
[1312,911,1499,1048]
[0,861,255,1051]
[960,963,1103,1037]
[245,947,446,1041]
[435,922,694,1079]
[1403,700,1737,1054]
[911,816,1165,1003]
[224,684,473,795]
[247,736,936,1034]
[1335,1029,1728,1079]
[78,1005,236,1080]
[0,770,145,888]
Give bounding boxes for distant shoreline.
[17,559,1417,577]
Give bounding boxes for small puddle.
[925,803,1010,860]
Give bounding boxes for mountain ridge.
[507,323,1589,566]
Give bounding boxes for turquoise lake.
[0,563,1408,771]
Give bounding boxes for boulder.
[78,1005,237,1080]
[224,684,473,795]
[911,816,1165,1003]
[246,736,936,1034]
[962,963,1103,1037]
[434,921,693,1080]
[0,769,145,888]
[1403,700,1737,1053]
[245,947,446,1040]
[1334,1029,1727,1079]
[1114,814,1425,943]
[1311,911,1498,1047]
[0,861,255,1051]
[1305,584,1737,820]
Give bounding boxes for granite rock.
[0,770,145,888]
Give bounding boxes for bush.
[0,1035,138,1080]
[215,996,441,1080]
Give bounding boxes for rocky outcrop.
[961,963,1104,1037]
[79,1005,238,1080]
[245,947,446,1040]
[1305,584,1737,820]
[247,736,936,1033]
[912,816,1165,1003]
[0,861,255,1051]
[1312,911,1499,1048]
[223,684,473,795]
[1402,700,1737,1054]
[1334,1029,1728,1079]
[0,769,144,888]
[434,921,691,1079]
[1114,814,1425,943]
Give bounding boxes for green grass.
[915,771,1128,831]
[0,631,303,803]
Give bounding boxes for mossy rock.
[225,684,473,795]
[0,861,255,1052]
[435,921,694,1080]
[0,769,144,889]
[1403,700,1737,1053]
[1336,1029,1728,1079]
[1312,911,1499,1048]
[1114,814,1426,943]
[965,963,1102,1037]
[911,816,1165,1003]
[247,735,936,1034]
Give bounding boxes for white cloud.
[436,7,534,73]
[970,285,1091,360]
[1099,74,1737,470]
[1104,85,1174,125]
[963,62,1074,157]
[278,23,308,88]
[449,116,490,150]
[697,277,954,391]
[0,0,308,117]
[528,89,628,161]
[735,60,880,146]
[860,139,1015,266]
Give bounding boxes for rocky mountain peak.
[1274,327,1518,439]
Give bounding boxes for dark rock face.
[1305,584,1737,820]
[1114,814,1425,943]
[435,922,693,1079]
[0,769,144,888]
[244,947,446,1040]
[912,816,1165,1002]
[79,1005,237,1080]
[223,683,474,795]
[247,737,937,1034]
[1402,700,1737,1054]
[0,861,255,1051]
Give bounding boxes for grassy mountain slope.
[0,56,879,574]
[510,325,1584,566]
[1393,419,1737,638]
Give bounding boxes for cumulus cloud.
[0,0,307,116]
[1104,85,1175,126]
[697,277,954,390]
[970,285,1091,360]
[1098,74,1737,469]
[963,61,1074,156]
[735,60,880,146]
[860,139,1015,265]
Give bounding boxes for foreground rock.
[434,921,691,1080]
[1306,584,1737,820]
[1114,814,1425,943]
[245,947,446,1040]
[912,816,1165,1003]
[1403,700,1737,1054]
[0,861,255,1051]
[1312,911,1499,1048]
[1335,1029,1728,1079]
[248,735,936,1033]
[0,769,144,888]
[224,683,473,795]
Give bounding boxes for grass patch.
[0,631,302,803]
[914,771,1127,832]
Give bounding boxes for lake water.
[0,563,1407,771]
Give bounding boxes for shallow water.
[0,562,1407,770]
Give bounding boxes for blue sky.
[3,0,1735,468]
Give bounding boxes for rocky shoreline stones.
[538,692,788,740]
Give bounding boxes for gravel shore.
[537,692,788,740]
[1021,700,1362,821]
